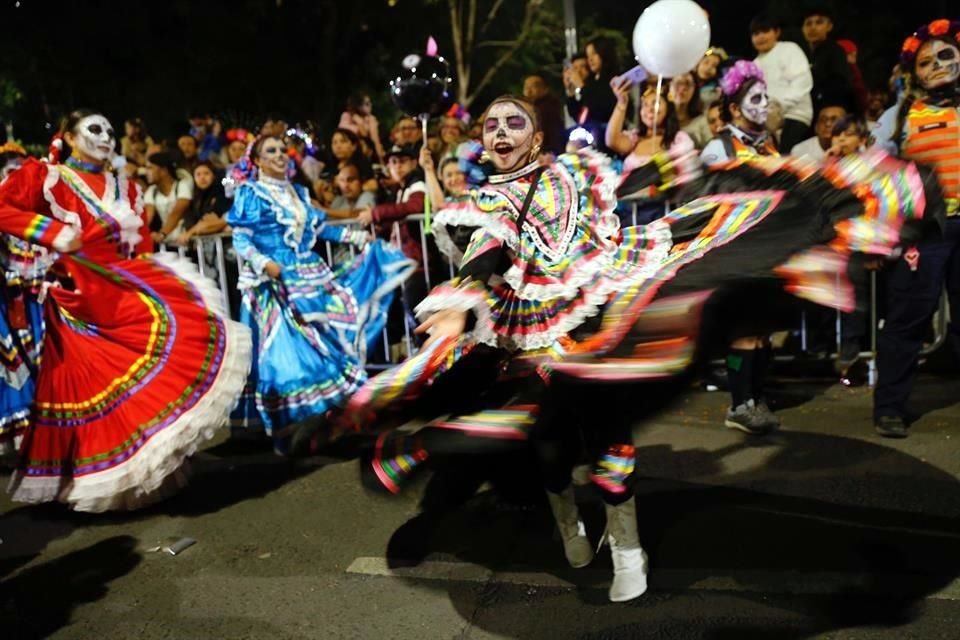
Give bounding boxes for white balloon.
[633,0,711,78]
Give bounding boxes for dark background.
[0,0,954,145]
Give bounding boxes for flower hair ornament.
[229,136,298,188]
[225,128,253,144]
[718,60,765,98]
[900,19,960,68]
[0,141,27,157]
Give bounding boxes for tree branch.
[478,0,506,37]
[448,0,470,105]
[465,0,543,107]
[465,0,477,55]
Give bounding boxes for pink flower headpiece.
[719,60,765,98]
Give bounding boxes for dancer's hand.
[265,261,283,279]
[416,309,467,349]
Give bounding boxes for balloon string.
[421,114,432,235]
[653,74,663,141]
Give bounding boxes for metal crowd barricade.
[160,208,951,385]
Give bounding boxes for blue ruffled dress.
[226,177,414,442]
[0,235,51,454]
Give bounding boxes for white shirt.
[145,178,194,241]
[790,136,827,160]
[755,41,814,126]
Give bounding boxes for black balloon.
[389,53,454,118]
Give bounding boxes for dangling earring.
[528,144,541,162]
[479,149,491,164]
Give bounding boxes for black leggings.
[533,377,638,506]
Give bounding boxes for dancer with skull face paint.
[872,20,960,438]
[342,90,944,602]
[0,110,253,511]
[226,136,415,453]
[345,96,674,602]
[0,143,52,462]
[700,61,783,436]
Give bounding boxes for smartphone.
[615,65,648,87]
[563,58,572,70]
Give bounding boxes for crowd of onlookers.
[119,5,897,253]
[110,4,921,375]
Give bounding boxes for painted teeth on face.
[482,102,534,172]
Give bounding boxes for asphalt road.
[3,374,960,640]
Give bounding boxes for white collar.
[488,160,540,184]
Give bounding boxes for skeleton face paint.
[74,115,116,162]
[916,40,960,90]
[256,137,289,179]
[739,81,770,127]
[482,102,535,172]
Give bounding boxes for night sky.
[0,0,954,145]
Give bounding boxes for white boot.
[546,486,594,568]
[604,497,648,602]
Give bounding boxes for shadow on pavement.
[0,535,141,639]
[382,429,960,639]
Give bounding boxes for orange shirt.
[902,101,960,215]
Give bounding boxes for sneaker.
[875,415,909,439]
[724,401,772,435]
[754,399,781,431]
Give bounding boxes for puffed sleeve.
[226,183,272,275]
[0,159,77,252]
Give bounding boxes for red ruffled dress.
[0,159,251,511]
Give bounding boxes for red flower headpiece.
[900,19,960,68]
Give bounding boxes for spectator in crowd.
[188,112,224,163]
[827,113,870,157]
[144,150,193,245]
[608,82,694,224]
[696,47,729,106]
[261,113,288,139]
[668,72,712,148]
[177,160,229,246]
[121,117,153,159]
[339,93,385,161]
[437,115,469,160]
[865,88,890,129]
[790,102,847,159]
[224,129,250,174]
[331,128,377,193]
[523,74,566,156]
[608,84,693,171]
[177,134,200,174]
[837,39,869,115]
[568,52,590,89]
[801,4,855,113]
[313,176,336,208]
[565,36,620,149]
[826,115,875,385]
[391,116,423,147]
[420,146,467,210]
[357,143,429,310]
[326,162,377,220]
[706,100,725,136]
[751,14,815,153]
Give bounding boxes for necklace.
[65,156,104,174]
[489,160,541,184]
